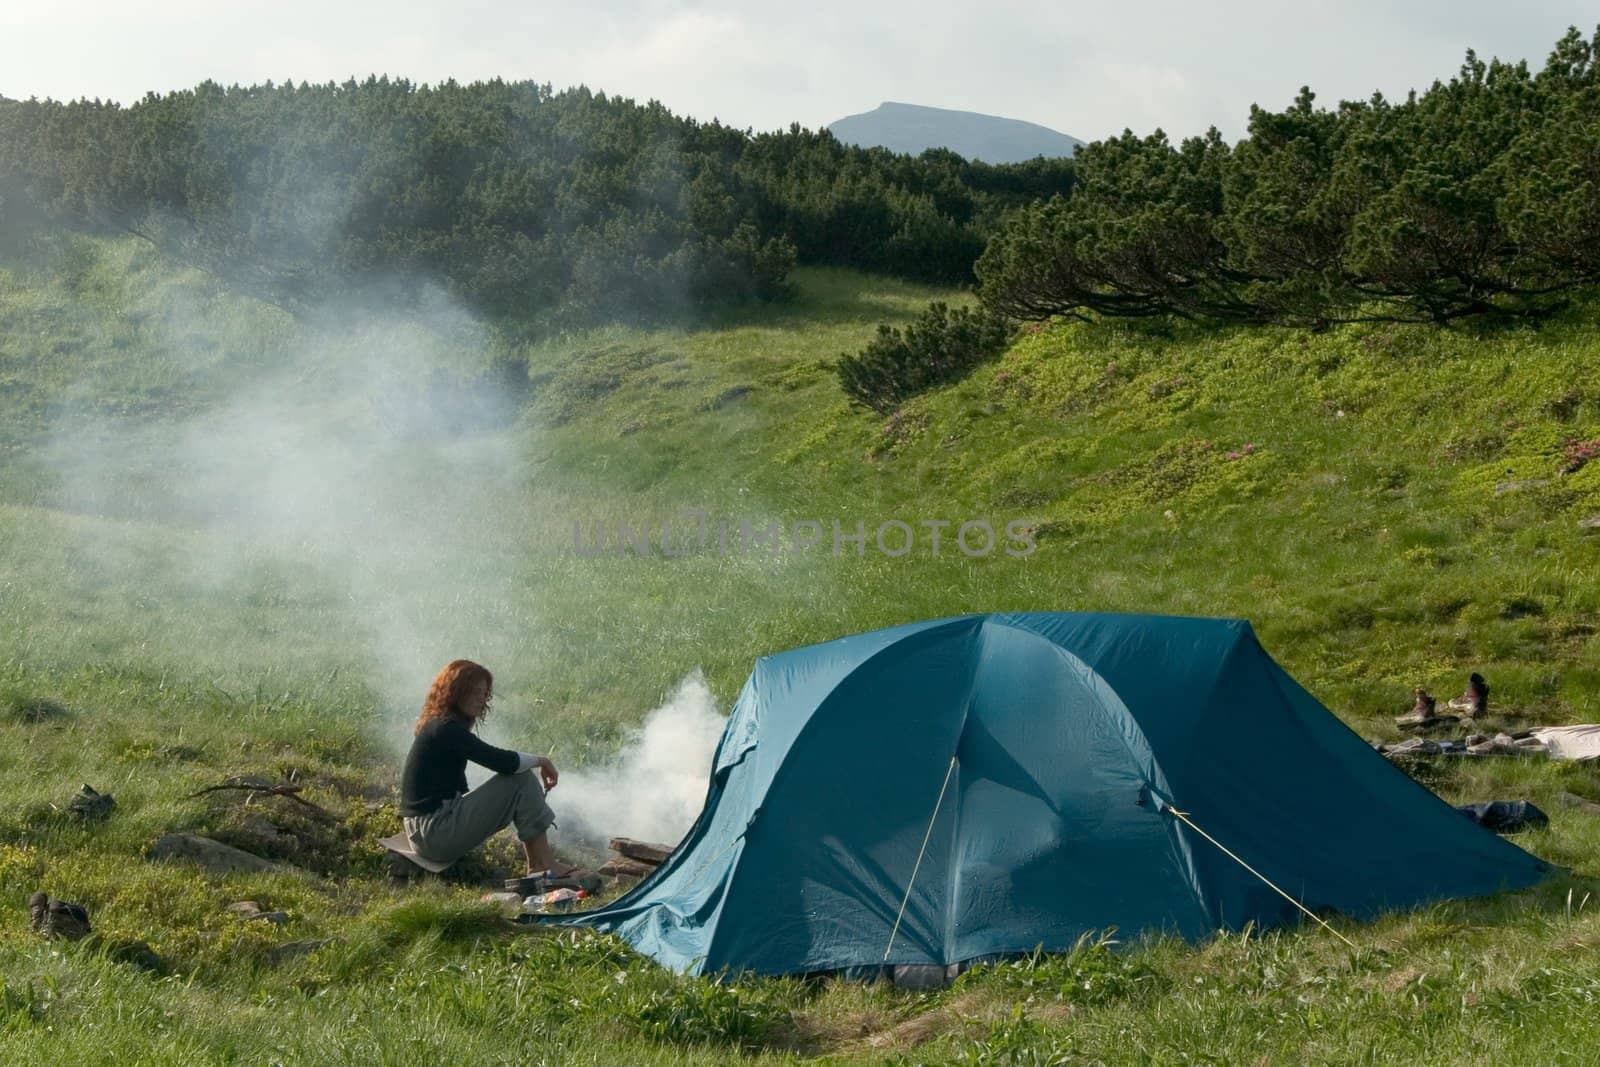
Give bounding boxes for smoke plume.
[553,671,726,848]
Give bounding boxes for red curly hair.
[415,659,494,734]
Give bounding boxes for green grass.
[3,235,1600,1062]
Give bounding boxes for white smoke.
[36,285,533,732]
[553,670,726,848]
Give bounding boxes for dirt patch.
[830,994,1076,1052]
[1380,966,1425,994]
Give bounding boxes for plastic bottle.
[526,887,582,913]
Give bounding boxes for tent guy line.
[884,754,960,962]
[1160,803,1358,950]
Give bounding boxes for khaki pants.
[402,771,556,866]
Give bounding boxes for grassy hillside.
[3,235,1600,1063]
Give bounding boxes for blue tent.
[561,613,1549,976]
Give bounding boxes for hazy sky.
[2,2,1593,143]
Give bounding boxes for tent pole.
[883,755,959,963]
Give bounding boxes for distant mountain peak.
[827,101,1082,164]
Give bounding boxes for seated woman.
[399,658,577,877]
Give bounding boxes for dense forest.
[0,80,1072,329]
[2,26,1597,338]
[978,26,1600,327]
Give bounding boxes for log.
[598,856,655,880]
[608,838,673,865]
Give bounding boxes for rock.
[147,833,296,876]
[1558,792,1600,816]
[607,838,674,865]
[1580,515,1600,530]
[225,900,285,922]
[1495,478,1549,496]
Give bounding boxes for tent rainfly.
[556,613,1550,976]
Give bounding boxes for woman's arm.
[445,722,556,786]
[444,722,523,776]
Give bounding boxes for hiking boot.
[1446,673,1489,717]
[1397,688,1436,724]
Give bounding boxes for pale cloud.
[1,1,1592,145]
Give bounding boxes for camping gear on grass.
[1456,801,1549,834]
[503,869,604,895]
[1395,688,1437,727]
[546,613,1550,977]
[66,783,115,821]
[1446,673,1490,717]
[1529,725,1600,761]
[527,887,586,912]
[29,892,91,941]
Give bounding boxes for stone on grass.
[147,833,297,876]
[1558,792,1600,816]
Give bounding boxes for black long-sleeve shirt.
[400,717,522,816]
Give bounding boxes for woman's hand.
[534,756,559,791]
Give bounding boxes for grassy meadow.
[2,235,1600,1063]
